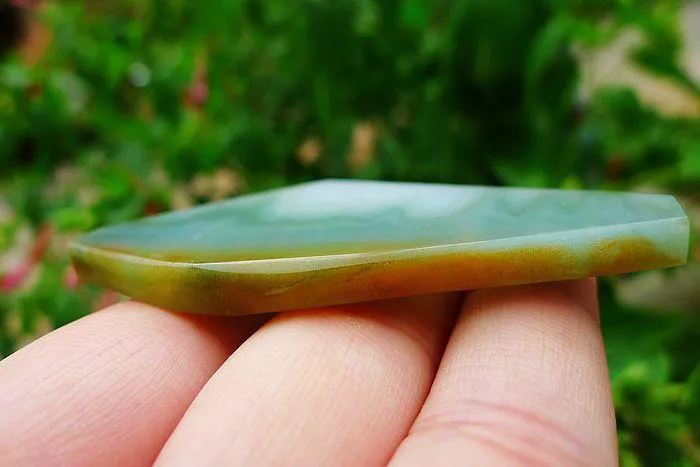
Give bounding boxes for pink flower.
[185,81,208,108]
[1,261,33,292]
[1,225,53,292]
[63,266,80,290]
[9,0,40,8]
[183,60,209,109]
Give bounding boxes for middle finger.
[156,293,460,466]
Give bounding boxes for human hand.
[0,279,617,466]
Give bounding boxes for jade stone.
[70,179,690,316]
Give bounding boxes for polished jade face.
[70,179,690,316]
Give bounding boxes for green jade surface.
[70,180,690,316]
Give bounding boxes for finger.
[155,293,461,466]
[0,301,264,467]
[390,279,617,467]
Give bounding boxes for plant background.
[1,0,700,464]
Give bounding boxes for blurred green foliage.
[1,0,700,465]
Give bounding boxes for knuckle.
[408,399,593,467]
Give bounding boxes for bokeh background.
[1,0,700,464]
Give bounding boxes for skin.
[0,279,618,466]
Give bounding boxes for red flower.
[1,260,33,292]
[1,225,53,292]
[183,59,209,109]
[63,266,80,290]
[9,0,40,8]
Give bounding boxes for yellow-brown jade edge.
[69,217,690,316]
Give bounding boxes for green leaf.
[679,142,700,180]
[604,315,677,385]
[492,159,551,187]
[49,206,96,232]
[525,15,574,91]
[687,365,700,444]
[400,0,429,31]
[0,63,32,89]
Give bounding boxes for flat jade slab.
[70,179,690,316]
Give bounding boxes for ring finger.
[390,280,618,467]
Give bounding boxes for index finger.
[0,302,264,466]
